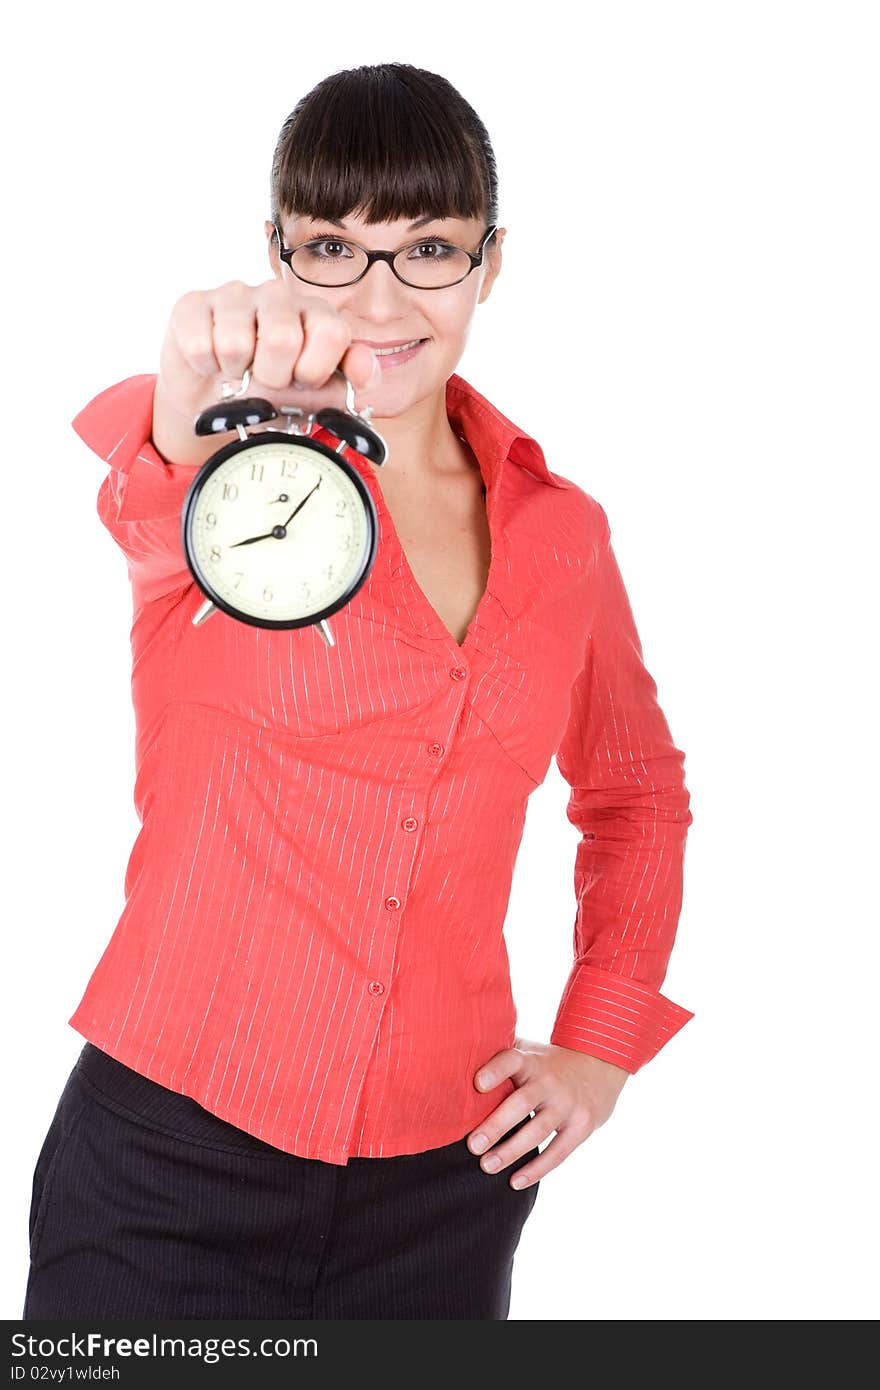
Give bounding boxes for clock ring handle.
[215,364,387,465]
[220,367,254,400]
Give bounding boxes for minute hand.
[279,477,322,529]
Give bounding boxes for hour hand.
[229,529,276,547]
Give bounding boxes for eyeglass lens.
[289,238,475,288]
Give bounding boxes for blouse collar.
[445,372,571,491]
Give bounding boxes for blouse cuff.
[550,963,694,1073]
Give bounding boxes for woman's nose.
[345,258,415,313]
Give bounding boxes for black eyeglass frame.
[272,223,498,289]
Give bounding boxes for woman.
[23,62,694,1320]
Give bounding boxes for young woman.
[23,62,694,1321]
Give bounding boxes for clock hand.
[279,477,322,529]
[229,479,322,548]
[229,529,277,547]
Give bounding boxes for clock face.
[182,435,378,628]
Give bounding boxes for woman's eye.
[306,240,353,259]
[408,242,453,259]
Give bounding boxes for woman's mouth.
[372,338,429,369]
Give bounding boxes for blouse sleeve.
[72,373,198,604]
[550,504,694,1072]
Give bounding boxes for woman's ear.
[265,221,283,279]
[478,227,506,304]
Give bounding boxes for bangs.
[270,64,495,228]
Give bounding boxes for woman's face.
[265,211,506,417]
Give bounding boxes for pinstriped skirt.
[23,1042,540,1320]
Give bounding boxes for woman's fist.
[152,278,381,467]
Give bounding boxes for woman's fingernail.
[482,1155,501,1172]
[470,1133,488,1153]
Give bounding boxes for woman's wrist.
[151,374,227,469]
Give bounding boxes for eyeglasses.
[273,223,498,290]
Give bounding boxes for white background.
[3,0,877,1322]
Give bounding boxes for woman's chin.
[361,367,444,418]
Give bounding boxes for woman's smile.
[358,337,431,368]
[375,337,428,368]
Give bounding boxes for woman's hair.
[269,63,498,239]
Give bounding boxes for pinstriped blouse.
[67,371,694,1165]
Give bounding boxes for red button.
[427,743,444,757]
[450,666,467,681]
[384,896,401,910]
[402,817,418,831]
[368,980,385,995]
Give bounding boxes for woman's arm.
[73,373,201,604]
[550,505,694,1073]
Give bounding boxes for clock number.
[341,534,351,551]
[263,586,273,602]
[250,461,265,482]
[281,458,298,478]
[233,572,244,589]
[210,545,221,563]
[205,512,218,528]
[222,482,239,501]
[335,501,346,518]
[300,582,311,601]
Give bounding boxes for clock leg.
[316,619,335,647]
[192,598,219,626]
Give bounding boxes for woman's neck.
[368,384,471,485]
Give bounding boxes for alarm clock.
[181,369,388,645]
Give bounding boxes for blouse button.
[384,896,401,911]
[402,817,418,832]
[427,742,444,758]
[368,980,385,995]
[450,666,467,681]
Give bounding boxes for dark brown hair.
[269,63,498,239]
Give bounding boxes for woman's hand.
[467,1038,630,1189]
[152,277,382,467]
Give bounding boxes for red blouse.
[67,371,694,1165]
